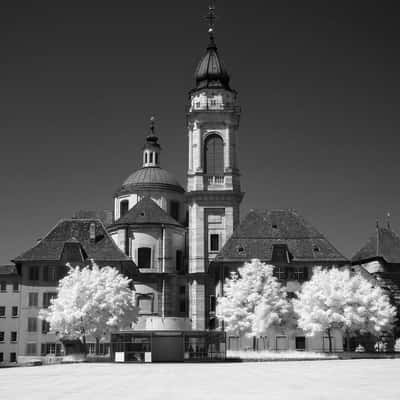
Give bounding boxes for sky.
[0,0,399,264]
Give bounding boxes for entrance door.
[151,336,184,362]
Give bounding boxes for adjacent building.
[0,265,20,365]
[210,209,348,351]
[10,219,136,363]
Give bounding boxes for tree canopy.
[216,259,290,337]
[40,261,139,349]
[293,267,396,351]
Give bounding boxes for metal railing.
[207,175,224,185]
[186,104,241,113]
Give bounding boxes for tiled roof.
[13,219,131,262]
[216,209,347,263]
[0,265,18,275]
[116,167,184,196]
[352,227,400,264]
[73,210,113,227]
[110,197,182,228]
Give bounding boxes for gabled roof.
[352,227,400,264]
[73,210,113,227]
[110,197,182,228]
[13,219,131,262]
[216,209,347,263]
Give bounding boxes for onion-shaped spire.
[193,1,231,91]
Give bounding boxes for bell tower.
[187,1,244,330]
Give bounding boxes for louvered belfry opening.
[204,134,224,177]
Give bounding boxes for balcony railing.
[207,175,224,185]
[187,104,241,114]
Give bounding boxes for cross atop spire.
[149,116,155,136]
[206,0,217,45]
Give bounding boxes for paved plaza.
[1,359,400,400]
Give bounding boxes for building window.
[13,282,19,292]
[179,286,187,314]
[170,201,180,221]
[11,306,18,317]
[0,281,6,292]
[87,342,109,355]
[120,200,129,218]
[0,306,5,317]
[0,352,3,362]
[295,336,306,351]
[57,266,68,281]
[28,292,38,307]
[42,320,50,334]
[41,343,62,356]
[149,153,153,163]
[43,266,57,282]
[26,343,37,356]
[292,267,308,282]
[43,292,57,308]
[29,266,40,281]
[136,294,154,314]
[138,247,152,269]
[204,134,224,176]
[0,332,4,342]
[10,332,17,342]
[209,295,216,313]
[176,250,184,272]
[10,352,16,363]
[210,234,220,252]
[274,266,287,281]
[28,317,37,332]
[155,153,159,164]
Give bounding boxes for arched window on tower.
[120,200,129,218]
[204,134,224,176]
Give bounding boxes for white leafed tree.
[293,267,397,352]
[216,259,290,337]
[40,261,139,354]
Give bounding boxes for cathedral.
[1,4,399,364]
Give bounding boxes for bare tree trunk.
[95,338,100,355]
[81,318,87,355]
[346,331,351,352]
[82,333,87,355]
[327,328,333,353]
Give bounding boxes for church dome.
[117,166,184,195]
[194,37,231,91]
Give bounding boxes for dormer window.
[272,244,290,263]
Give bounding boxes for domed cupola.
[114,117,185,223]
[116,118,184,196]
